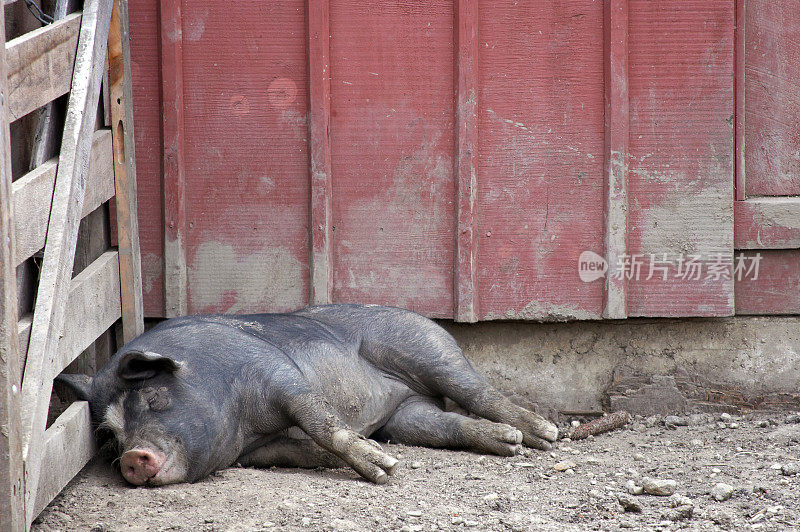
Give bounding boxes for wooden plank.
[18,251,122,382]
[31,402,96,519]
[29,0,80,171]
[109,0,144,342]
[12,129,114,265]
[307,0,333,306]
[4,12,82,121]
[744,0,800,196]
[476,0,605,321]
[20,0,113,524]
[178,1,310,314]
[330,0,455,317]
[0,3,26,528]
[734,198,800,249]
[735,250,800,314]
[160,0,187,317]
[602,0,629,319]
[454,0,478,323]
[734,0,746,201]
[626,0,735,317]
[127,0,164,317]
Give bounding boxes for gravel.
[33,411,800,531]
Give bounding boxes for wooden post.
[19,0,113,523]
[307,0,334,306]
[602,0,629,319]
[734,0,746,201]
[0,4,27,529]
[109,0,144,342]
[160,0,188,317]
[454,0,479,323]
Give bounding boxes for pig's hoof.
[511,411,559,450]
[464,420,524,457]
[333,430,398,484]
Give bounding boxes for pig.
[57,304,558,486]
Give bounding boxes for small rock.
[729,422,739,429]
[633,453,645,462]
[710,483,735,502]
[711,511,734,527]
[669,494,693,508]
[554,460,577,472]
[690,439,704,447]
[720,413,733,422]
[641,477,677,496]
[571,420,581,428]
[781,462,800,476]
[483,493,499,502]
[410,461,423,469]
[617,494,642,513]
[301,517,313,527]
[664,415,688,428]
[589,489,603,499]
[663,505,694,521]
[757,419,770,428]
[463,520,480,528]
[625,480,643,495]
[450,516,464,525]
[406,510,423,517]
[261,522,277,528]
[771,462,784,470]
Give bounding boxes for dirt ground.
[34,412,800,531]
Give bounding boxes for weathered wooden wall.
[126,0,799,320]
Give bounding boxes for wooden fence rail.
[0,0,142,529]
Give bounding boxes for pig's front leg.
[238,436,347,469]
[281,392,399,484]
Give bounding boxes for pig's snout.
[120,448,166,485]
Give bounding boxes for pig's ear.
[54,373,93,401]
[117,350,184,381]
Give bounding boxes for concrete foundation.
[441,317,800,417]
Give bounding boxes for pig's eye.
[139,386,172,411]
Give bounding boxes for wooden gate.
[0,0,142,528]
[126,0,799,321]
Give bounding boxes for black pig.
[58,304,558,485]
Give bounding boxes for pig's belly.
[287,346,418,436]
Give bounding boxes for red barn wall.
[127,0,800,320]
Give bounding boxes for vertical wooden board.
[180,0,310,313]
[0,2,26,527]
[329,0,456,317]
[626,0,735,317]
[735,250,800,314]
[307,0,333,306]
[745,0,800,196]
[109,0,145,340]
[476,0,605,321]
[454,0,478,322]
[128,0,164,316]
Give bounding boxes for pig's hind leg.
[366,312,558,449]
[373,396,523,456]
